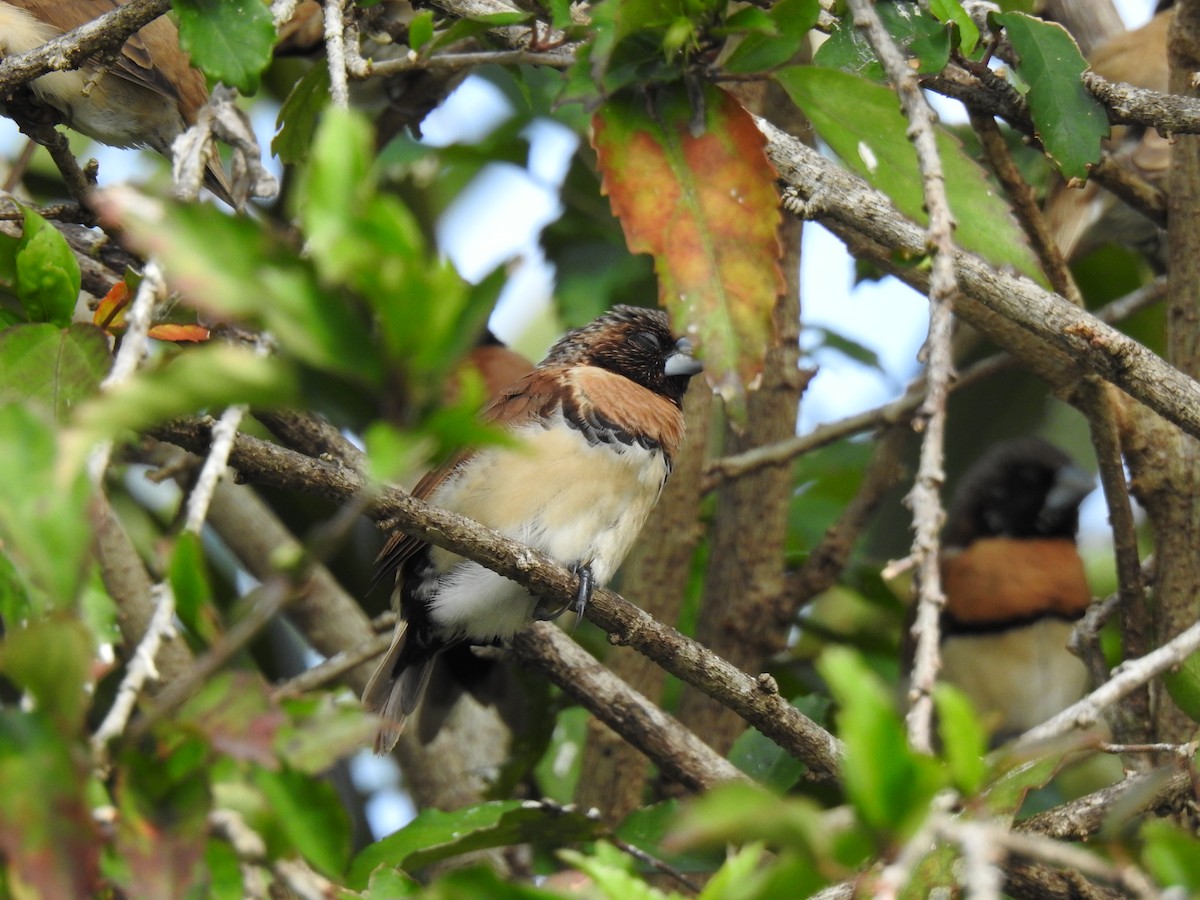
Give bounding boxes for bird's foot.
[571,563,594,630]
[532,563,594,627]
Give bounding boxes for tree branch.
[513,624,750,790]
[150,419,846,782]
[0,0,172,96]
[759,119,1200,443]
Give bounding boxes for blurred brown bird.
[1045,11,1171,263]
[363,306,701,752]
[0,0,233,203]
[933,438,1096,744]
[453,329,536,404]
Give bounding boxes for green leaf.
[62,344,299,475]
[0,404,92,611]
[933,683,989,795]
[558,843,665,900]
[202,837,244,900]
[592,83,783,422]
[616,800,722,877]
[928,0,980,56]
[348,801,603,887]
[0,711,100,897]
[806,325,885,373]
[409,10,435,50]
[274,694,379,775]
[254,766,352,878]
[0,616,93,734]
[818,647,946,837]
[112,741,210,899]
[1141,820,1200,891]
[15,208,81,326]
[0,322,110,421]
[777,67,1044,283]
[699,843,767,900]
[97,190,381,385]
[1162,647,1200,724]
[362,866,420,898]
[180,673,285,768]
[169,532,219,646]
[991,12,1108,180]
[814,4,951,78]
[668,782,826,852]
[724,0,819,74]
[981,754,1062,819]
[729,726,807,792]
[174,0,276,94]
[532,705,588,804]
[297,106,497,395]
[417,866,554,899]
[273,61,331,164]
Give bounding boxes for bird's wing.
[371,367,567,587]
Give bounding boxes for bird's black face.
[544,305,702,406]
[945,439,1094,546]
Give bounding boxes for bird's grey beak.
[1045,464,1096,513]
[664,336,703,377]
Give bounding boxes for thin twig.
[609,835,702,895]
[967,109,1081,307]
[89,583,178,766]
[324,0,351,107]
[270,0,304,28]
[704,278,1164,487]
[845,0,957,755]
[1016,618,1200,747]
[87,261,165,484]
[151,418,846,781]
[183,403,248,533]
[761,119,1200,443]
[270,632,393,697]
[367,48,574,76]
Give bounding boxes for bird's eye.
[631,331,662,352]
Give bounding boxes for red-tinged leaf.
[178,673,284,768]
[112,743,210,899]
[94,281,130,331]
[592,84,783,422]
[0,711,101,899]
[148,323,211,343]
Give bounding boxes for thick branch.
[513,625,749,791]
[760,120,1200,442]
[151,419,845,782]
[0,0,172,96]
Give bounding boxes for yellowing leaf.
[592,84,783,421]
[93,281,129,331]
[147,324,211,343]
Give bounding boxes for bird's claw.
[532,563,594,628]
[571,563,594,631]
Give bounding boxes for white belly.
[941,617,1089,742]
[426,419,668,641]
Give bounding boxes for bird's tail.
[362,620,437,754]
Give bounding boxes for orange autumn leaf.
[592,84,784,422]
[93,281,130,331]
[147,324,211,343]
[93,280,209,342]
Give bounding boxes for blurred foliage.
[0,0,1186,896]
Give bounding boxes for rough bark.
[574,385,712,821]
[674,79,805,759]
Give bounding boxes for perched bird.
[0,0,233,203]
[452,329,536,404]
[934,438,1096,744]
[363,305,702,751]
[1045,11,1171,264]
